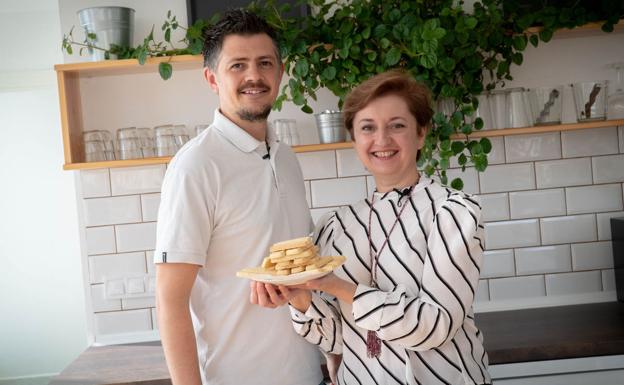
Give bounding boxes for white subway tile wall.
[80,169,111,198]
[336,149,369,177]
[596,211,624,240]
[479,193,510,222]
[479,163,535,193]
[509,188,566,219]
[484,219,541,249]
[140,193,161,222]
[110,165,165,196]
[571,241,614,271]
[78,126,623,340]
[515,245,571,276]
[83,195,142,227]
[561,127,619,158]
[592,154,624,184]
[565,184,623,215]
[535,157,593,188]
[505,132,561,163]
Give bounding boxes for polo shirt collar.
[213,109,276,153]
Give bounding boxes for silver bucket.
[315,110,347,143]
[78,6,135,61]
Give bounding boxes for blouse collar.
[372,176,431,201]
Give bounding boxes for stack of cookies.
[237,236,345,278]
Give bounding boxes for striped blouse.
[290,177,491,385]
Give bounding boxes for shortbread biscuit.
[290,266,305,274]
[269,236,313,252]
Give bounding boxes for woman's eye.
[390,123,405,129]
[360,125,373,132]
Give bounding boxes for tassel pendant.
[366,330,381,358]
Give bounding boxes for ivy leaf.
[385,47,401,66]
[367,51,377,61]
[473,154,488,171]
[480,137,492,153]
[529,34,539,47]
[512,52,523,65]
[362,26,371,39]
[450,178,464,191]
[474,117,484,130]
[539,28,554,42]
[322,66,337,80]
[512,35,527,51]
[465,17,478,29]
[440,158,450,170]
[420,53,437,68]
[301,105,313,114]
[458,153,467,166]
[294,59,309,77]
[451,141,465,154]
[159,62,172,80]
[440,57,455,72]
[293,92,305,106]
[164,28,171,43]
[380,38,391,49]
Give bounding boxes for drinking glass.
[84,130,115,160]
[155,134,179,156]
[488,90,508,129]
[506,87,532,128]
[136,127,155,158]
[572,81,608,122]
[274,119,298,145]
[466,93,494,130]
[173,124,190,147]
[528,86,563,125]
[84,140,107,162]
[608,63,624,120]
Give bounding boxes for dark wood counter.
[475,301,624,365]
[48,341,169,385]
[49,301,624,385]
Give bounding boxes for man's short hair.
[202,8,281,70]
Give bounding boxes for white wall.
[0,1,87,384]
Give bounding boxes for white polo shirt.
[154,110,321,385]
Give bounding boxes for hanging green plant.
[61,0,622,189]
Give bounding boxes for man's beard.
[237,105,272,122]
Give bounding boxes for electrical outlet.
[127,277,145,294]
[104,274,155,299]
[105,279,125,298]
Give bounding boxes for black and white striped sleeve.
[289,291,343,354]
[351,194,484,351]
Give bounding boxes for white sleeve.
[289,291,343,354]
[154,162,215,266]
[351,194,484,351]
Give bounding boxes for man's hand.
[249,281,312,312]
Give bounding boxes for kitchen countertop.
[49,301,624,385]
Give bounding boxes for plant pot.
[78,6,135,61]
[315,110,346,144]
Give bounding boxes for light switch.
[106,279,125,298]
[126,277,145,294]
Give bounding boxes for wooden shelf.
[62,119,624,170]
[525,19,623,39]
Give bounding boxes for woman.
[252,70,491,385]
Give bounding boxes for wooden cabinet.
[55,54,624,171]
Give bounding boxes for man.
[154,9,322,385]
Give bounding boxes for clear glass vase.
[608,62,624,120]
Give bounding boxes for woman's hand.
[249,281,311,311]
[293,273,357,304]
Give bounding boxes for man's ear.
[203,67,219,94]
